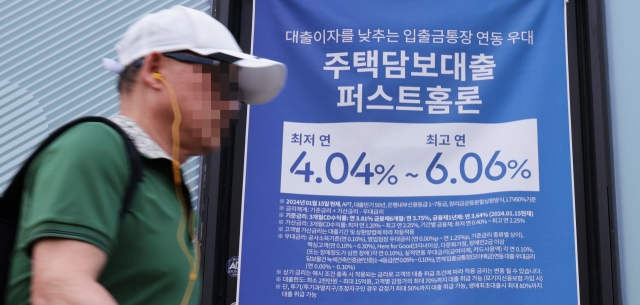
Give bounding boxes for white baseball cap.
[105,5,286,104]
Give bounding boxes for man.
[4,6,285,305]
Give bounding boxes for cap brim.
[191,48,287,105]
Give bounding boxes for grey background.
[0,0,213,206]
[605,0,640,303]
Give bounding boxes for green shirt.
[5,120,201,305]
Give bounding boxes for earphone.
[151,69,199,295]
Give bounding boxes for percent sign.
[374,164,398,185]
[507,160,531,179]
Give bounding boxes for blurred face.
[167,58,241,153]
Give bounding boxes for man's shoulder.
[28,121,131,182]
[50,121,125,152]
[43,121,127,158]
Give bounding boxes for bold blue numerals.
[326,153,348,184]
[350,152,374,185]
[485,150,506,181]
[426,152,448,184]
[290,151,315,182]
[290,150,524,186]
[354,163,374,185]
[460,153,482,183]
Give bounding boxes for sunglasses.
[131,52,244,103]
[131,52,242,68]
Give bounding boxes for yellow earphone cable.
[153,72,199,305]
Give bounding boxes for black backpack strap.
[87,117,144,217]
[0,116,143,304]
[0,116,143,223]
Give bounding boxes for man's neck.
[119,94,189,163]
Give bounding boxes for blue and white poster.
[239,0,579,304]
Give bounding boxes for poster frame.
[199,1,620,304]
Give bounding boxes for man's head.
[118,51,243,153]
[109,6,286,156]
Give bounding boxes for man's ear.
[140,52,164,91]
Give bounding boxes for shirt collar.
[110,115,173,160]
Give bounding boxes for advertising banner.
[239,0,578,304]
